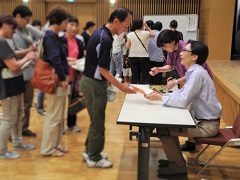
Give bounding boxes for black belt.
[195,117,220,121]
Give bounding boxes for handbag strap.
[126,49,129,56]
[134,31,148,53]
[37,33,45,59]
[69,71,78,101]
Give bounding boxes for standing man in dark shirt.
[81,8,136,168]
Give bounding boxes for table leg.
[137,127,151,180]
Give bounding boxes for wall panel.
[96,0,109,27]
[199,0,236,60]
[116,0,200,19]
[0,0,22,15]
[45,2,96,32]
[28,0,45,26]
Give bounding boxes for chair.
[194,113,240,178]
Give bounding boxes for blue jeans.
[37,90,45,110]
[110,51,123,76]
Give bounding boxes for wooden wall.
[0,0,104,33]
[0,0,236,57]
[116,0,200,19]
[199,0,236,60]
[208,60,240,125]
[0,0,23,15]
[0,0,200,31]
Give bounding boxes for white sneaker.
[0,151,20,159]
[68,126,81,133]
[13,143,36,150]
[86,158,113,168]
[82,151,108,161]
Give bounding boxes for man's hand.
[29,44,37,51]
[144,91,162,101]
[165,80,176,91]
[120,84,137,94]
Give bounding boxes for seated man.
[145,40,222,176]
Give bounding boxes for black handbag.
[68,96,85,115]
[171,69,180,79]
[68,72,85,115]
[123,50,130,69]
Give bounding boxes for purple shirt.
[166,40,213,79]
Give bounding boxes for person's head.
[169,20,178,30]
[66,15,79,37]
[153,21,162,31]
[157,29,179,52]
[0,14,18,38]
[108,8,132,35]
[32,20,41,30]
[146,20,154,30]
[131,18,143,31]
[180,40,208,68]
[12,5,32,28]
[48,7,69,32]
[84,21,96,34]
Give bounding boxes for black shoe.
[37,108,46,115]
[181,141,196,151]
[22,129,37,137]
[8,136,12,143]
[158,159,171,167]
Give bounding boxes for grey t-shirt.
[12,24,42,81]
[0,38,24,99]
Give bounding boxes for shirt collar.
[185,64,200,81]
[102,25,114,41]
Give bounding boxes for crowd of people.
[0,4,222,177]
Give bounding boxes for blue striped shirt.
[162,64,222,120]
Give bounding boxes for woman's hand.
[143,22,149,29]
[144,91,162,101]
[67,57,78,66]
[149,67,160,76]
[61,80,68,91]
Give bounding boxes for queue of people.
[0,5,222,177]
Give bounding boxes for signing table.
[117,85,195,180]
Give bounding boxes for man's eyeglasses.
[182,49,192,53]
[24,17,31,22]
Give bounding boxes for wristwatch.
[175,79,179,85]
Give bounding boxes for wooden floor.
[0,91,240,180]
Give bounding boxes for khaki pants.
[81,76,108,161]
[0,94,24,154]
[158,119,220,164]
[22,80,34,132]
[41,92,66,155]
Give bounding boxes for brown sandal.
[50,150,64,157]
[57,147,69,153]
